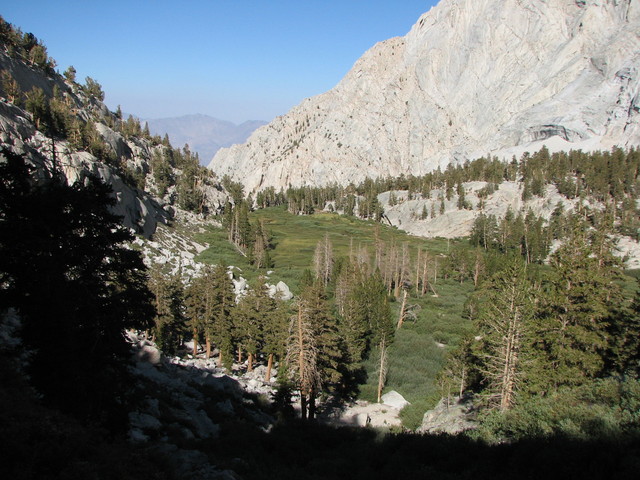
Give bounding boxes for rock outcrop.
[418,396,477,435]
[209,0,640,193]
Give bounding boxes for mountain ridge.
[145,114,266,165]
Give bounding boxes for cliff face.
[209,0,640,193]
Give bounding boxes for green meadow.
[196,206,474,428]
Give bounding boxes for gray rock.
[275,281,293,301]
[129,412,162,430]
[418,397,477,435]
[128,428,149,442]
[381,390,410,409]
[135,344,162,365]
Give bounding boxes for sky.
[1,0,439,123]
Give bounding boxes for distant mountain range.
[145,114,267,165]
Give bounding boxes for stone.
[209,0,640,194]
[417,397,477,435]
[129,412,162,431]
[381,390,410,409]
[135,344,162,366]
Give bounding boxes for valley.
[1,1,640,478]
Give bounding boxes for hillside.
[209,0,640,193]
[0,26,227,238]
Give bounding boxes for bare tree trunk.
[434,257,438,284]
[473,252,481,287]
[205,335,211,359]
[192,328,198,356]
[247,352,254,372]
[377,337,388,403]
[300,390,308,420]
[421,252,430,296]
[237,346,243,364]
[265,353,274,382]
[309,387,317,420]
[415,249,421,296]
[297,305,307,419]
[396,290,408,330]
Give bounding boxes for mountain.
[145,114,266,165]
[209,0,640,193]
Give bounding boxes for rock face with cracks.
[209,0,640,193]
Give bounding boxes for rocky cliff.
[209,0,640,193]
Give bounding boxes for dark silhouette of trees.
[0,148,153,429]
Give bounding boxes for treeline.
[251,183,384,221]
[469,208,549,264]
[247,147,639,241]
[438,215,640,440]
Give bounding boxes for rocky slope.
[0,49,226,238]
[209,0,640,193]
[375,181,640,268]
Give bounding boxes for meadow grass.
[195,207,475,428]
[359,279,474,429]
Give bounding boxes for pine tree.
[335,262,369,365]
[1,70,21,105]
[0,148,154,427]
[262,291,289,382]
[286,299,320,420]
[149,266,185,355]
[604,280,640,376]
[287,282,343,419]
[208,263,235,368]
[471,257,534,410]
[234,276,278,372]
[529,223,622,392]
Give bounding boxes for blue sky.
[2,1,439,123]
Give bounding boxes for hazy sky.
[2,1,439,123]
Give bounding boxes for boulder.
[135,343,162,366]
[417,397,477,435]
[381,390,410,409]
[275,281,293,301]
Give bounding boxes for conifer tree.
[287,282,343,419]
[529,223,622,392]
[209,263,235,368]
[471,257,534,410]
[0,148,154,426]
[1,71,21,105]
[286,299,320,420]
[149,266,185,355]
